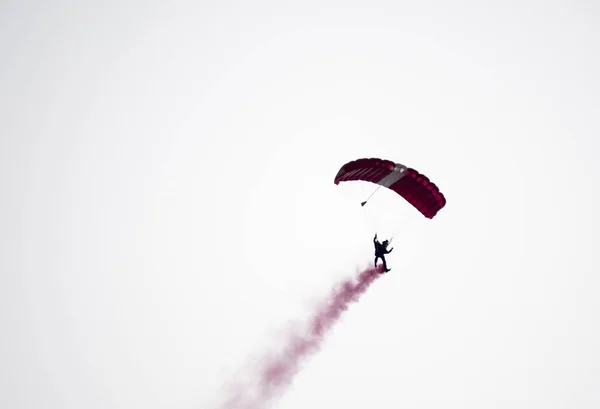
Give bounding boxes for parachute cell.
[334,157,446,219]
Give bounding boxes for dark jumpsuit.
[374,236,391,271]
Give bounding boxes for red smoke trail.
[219,264,383,409]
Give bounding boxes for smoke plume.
[219,264,383,409]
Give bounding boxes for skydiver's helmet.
[382,240,389,247]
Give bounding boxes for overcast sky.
[2,1,600,408]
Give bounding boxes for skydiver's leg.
[374,256,379,267]
[382,256,389,271]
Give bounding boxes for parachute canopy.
[334,157,446,219]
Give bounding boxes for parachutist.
[373,233,393,272]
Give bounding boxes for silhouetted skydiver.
[374,233,393,272]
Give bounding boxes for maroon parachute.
[334,157,446,219]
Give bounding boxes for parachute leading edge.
[334,157,446,219]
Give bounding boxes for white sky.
[2,1,600,408]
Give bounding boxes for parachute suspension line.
[360,184,382,207]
